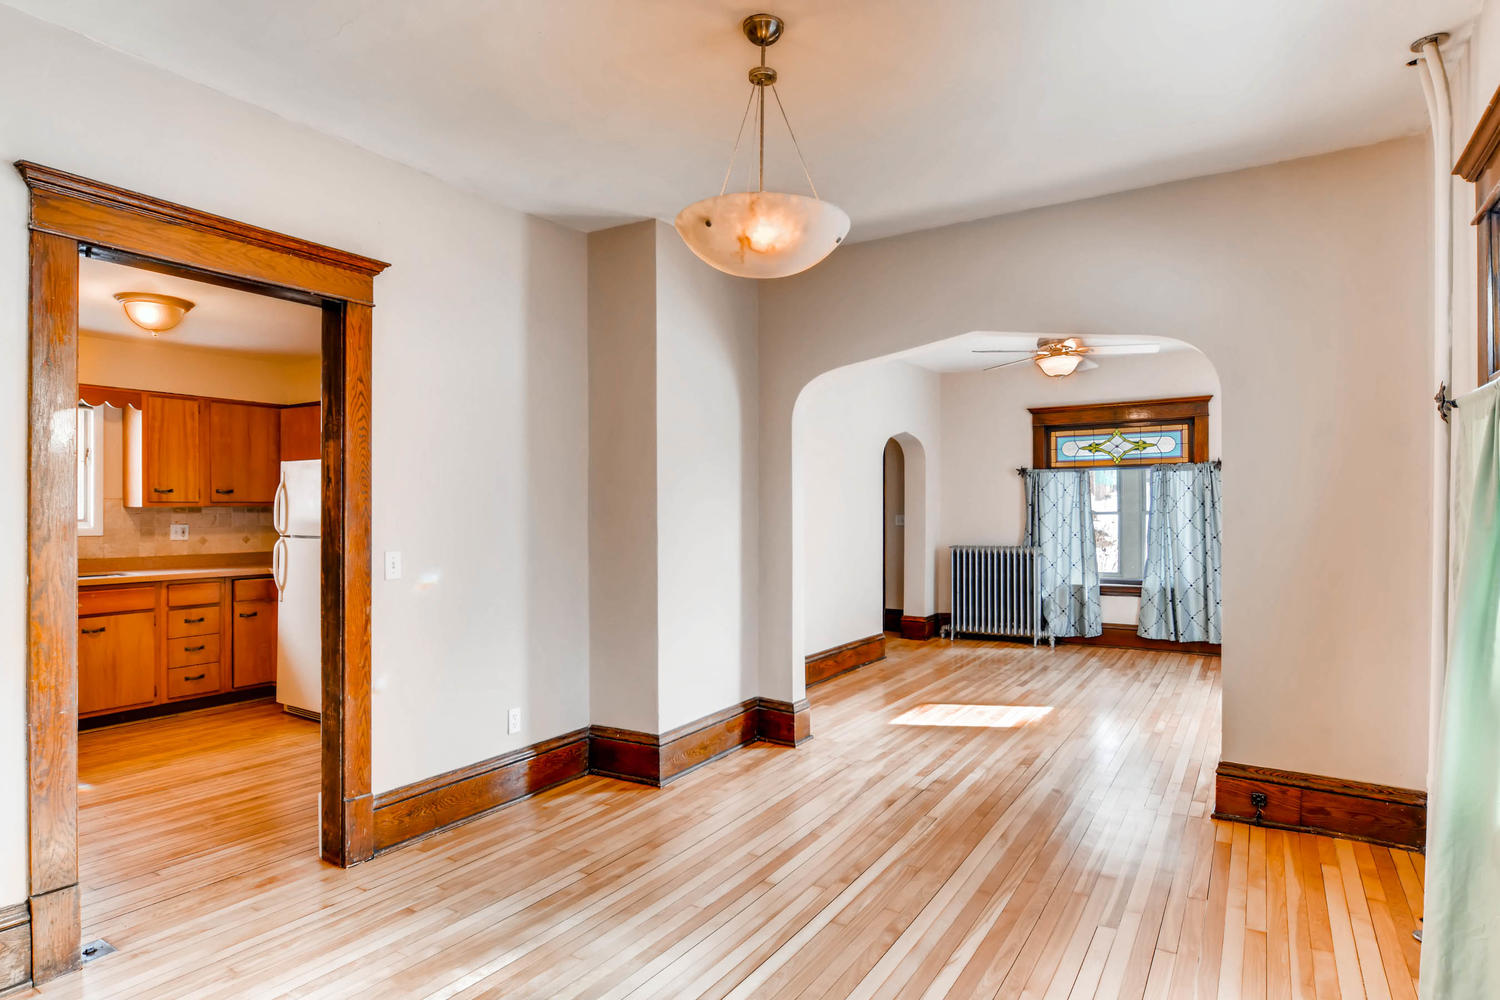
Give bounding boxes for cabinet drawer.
[167,663,221,700]
[233,577,277,602]
[79,585,155,617]
[167,581,221,607]
[167,605,220,638]
[168,634,220,667]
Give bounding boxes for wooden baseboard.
[882,608,903,632]
[757,697,811,746]
[805,634,885,687]
[1062,623,1221,656]
[900,614,940,641]
[590,699,761,787]
[374,695,817,851]
[372,728,589,852]
[1214,761,1426,850]
[0,903,29,994]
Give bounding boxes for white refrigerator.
[273,459,321,718]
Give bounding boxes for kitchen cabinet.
[126,393,204,506]
[78,588,158,715]
[280,403,321,461]
[77,572,278,721]
[209,402,281,504]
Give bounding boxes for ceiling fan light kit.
[674,13,850,279]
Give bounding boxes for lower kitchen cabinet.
[78,573,278,722]
[78,609,158,715]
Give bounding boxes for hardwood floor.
[26,639,1422,998]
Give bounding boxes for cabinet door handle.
[81,626,106,635]
[184,616,205,624]
[183,673,206,682]
[184,644,206,652]
[238,611,258,619]
[215,488,235,495]
[152,487,175,494]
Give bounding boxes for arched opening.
[882,438,905,631]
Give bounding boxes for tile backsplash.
[79,499,278,560]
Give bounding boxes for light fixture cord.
[719,85,758,197]
[758,42,767,192]
[770,85,819,200]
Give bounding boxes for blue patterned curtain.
[1024,469,1102,638]
[1138,462,1222,643]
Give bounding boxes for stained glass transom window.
[1049,422,1189,468]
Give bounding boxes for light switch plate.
[169,523,189,541]
[384,551,402,580]
[507,707,522,735]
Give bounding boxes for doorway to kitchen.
[19,162,385,984]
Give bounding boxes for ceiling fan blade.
[983,357,1036,371]
[1083,343,1161,356]
[1076,359,1100,371]
[970,349,1035,355]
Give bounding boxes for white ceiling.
[891,332,1189,374]
[78,256,322,356]
[5,0,1477,241]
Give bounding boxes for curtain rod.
[1016,459,1223,475]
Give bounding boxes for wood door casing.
[144,394,203,505]
[232,600,277,688]
[209,401,281,504]
[78,611,156,715]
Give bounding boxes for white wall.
[0,7,591,905]
[937,348,1222,624]
[763,137,1432,790]
[79,333,321,404]
[587,222,760,733]
[654,225,759,731]
[796,360,941,655]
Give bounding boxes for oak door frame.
[17,162,388,984]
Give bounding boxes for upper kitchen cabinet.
[126,393,204,506]
[123,391,282,507]
[280,403,321,461]
[209,401,281,504]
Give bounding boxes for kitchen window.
[77,403,103,536]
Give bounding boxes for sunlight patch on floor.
[890,703,1054,728]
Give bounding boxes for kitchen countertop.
[78,565,273,587]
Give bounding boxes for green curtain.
[1423,380,1500,999]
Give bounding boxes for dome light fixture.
[1035,352,1084,378]
[114,292,195,335]
[674,13,850,279]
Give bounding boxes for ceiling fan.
[971,337,1160,378]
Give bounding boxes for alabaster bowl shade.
[674,191,850,279]
[1036,354,1083,378]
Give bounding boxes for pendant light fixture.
[675,13,849,279]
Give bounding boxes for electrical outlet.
[507,707,522,735]
[169,523,189,541]
[384,551,402,580]
[894,514,905,526]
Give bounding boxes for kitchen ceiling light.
[114,292,195,334]
[674,13,849,279]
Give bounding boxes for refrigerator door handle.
[273,477,289,537]
[273,537,288,602]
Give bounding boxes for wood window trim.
[19,161,387,985]
[1457,82,1500,386]
[1028,395,1211,468]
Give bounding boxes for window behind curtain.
[1089,467,1149,581]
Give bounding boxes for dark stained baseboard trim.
[372,728,589,852]
[882,608,903,632]
[1213,760,1426,850]
[806,634,885,687]
[900,614,940,641]
[373,696,817,852]
[1062,623,1221,656]
[78,686,277,731]
[0,902,29,995]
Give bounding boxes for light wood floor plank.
[11,638,1421,1000]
